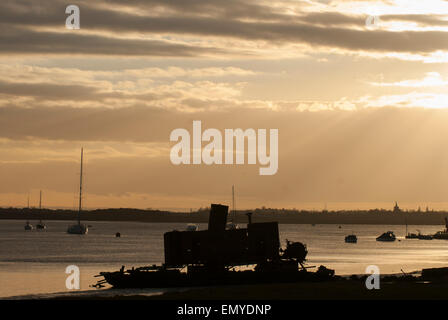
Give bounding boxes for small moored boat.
[405,232,418,239]
[417,234,433,240]
[36,190,47,230]
[433,217,448,240]
[345,234,357,243]
[24,221,33,231]
[186,224,198,232]
[376,231,396,242]
[36,222,47,230]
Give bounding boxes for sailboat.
[24,193,33,230]
[36,190,47,230]
[67,148,88,235]
[226,185,238,230]
[24,221,33,230]
[376,231,396,242]
[405,216,418,239]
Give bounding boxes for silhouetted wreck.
[94,204,335,289]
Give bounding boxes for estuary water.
[1,219,447,298]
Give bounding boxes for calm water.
[1,220,448,298]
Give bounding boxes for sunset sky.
[3,0,448,211]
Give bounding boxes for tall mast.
[405,215,408,235]
[78,148,83,225]
[232,185,235,223]
[39,190,42,223]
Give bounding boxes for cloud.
[381,14,448,26]
[0,64,251,109]
[361,92,448,109]
[0,65,256,83]
[0,24,226,57]
[0,80,99,100]
[369,72,448,87]
[2,0,448,58]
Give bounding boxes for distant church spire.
[393,201,401,213]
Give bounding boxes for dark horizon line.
[0,205,445,214]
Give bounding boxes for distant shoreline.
[1,207,448,225]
